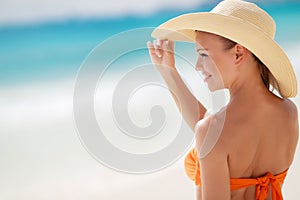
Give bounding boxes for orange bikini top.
[184,148,288,200]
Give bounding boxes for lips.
[202,72,212,82]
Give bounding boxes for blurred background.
[0,0,300,199]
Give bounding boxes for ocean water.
[1,1,300,199]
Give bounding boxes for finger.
[147,41,161,58]
[161,40,169,51]
[147,41,155,53]
[162,40,174,52]
[153,40,162,58]
[168,40,175,50]
[156,39,162,47]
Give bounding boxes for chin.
[207,84,224,92]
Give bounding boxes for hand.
[147,39,175,71]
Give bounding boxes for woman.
[147,0,298,199]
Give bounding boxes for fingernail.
[155,49,162,58]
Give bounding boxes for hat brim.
[152,12,298,98]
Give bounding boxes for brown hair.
[219,36,280,95]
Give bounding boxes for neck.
[228,67,270,103]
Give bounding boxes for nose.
[195,56,204,71]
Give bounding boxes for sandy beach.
[1,74,300,199]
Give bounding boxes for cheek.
[218,57,236,83]
[204,56,223,77]
[203,58,218,73]
[211,56,232,82]
[203,55,233,81]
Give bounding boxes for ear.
[234,44,247,65]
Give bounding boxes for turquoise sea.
[1,2,300,85]
[1,1,300,199]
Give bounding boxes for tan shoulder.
[283,99,299,138]
[194,114,212,150]
[283,99,298,117]
[195,108,228,159]
[275,99,299,131]
[194,114,212,134]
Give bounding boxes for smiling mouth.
[204,74,212,82]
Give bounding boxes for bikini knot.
[255,172,277,200]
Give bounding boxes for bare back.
[224,93,298,199]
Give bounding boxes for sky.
[0,0,297,26]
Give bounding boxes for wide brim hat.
[151,0,297,98]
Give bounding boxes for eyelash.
[199,53,208,58]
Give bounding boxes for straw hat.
[152,0,297,98]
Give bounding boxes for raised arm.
[147,39,207,130]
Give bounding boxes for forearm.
[158,66,206,130]
[147,39,206,130]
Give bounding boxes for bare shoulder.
[282,99,298,117]
[195,108,228,159]
[274,98,299,131]
[194,113,213,154]
[282,98,299,141]
[194,113,212,134]
[195,109,231,199]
